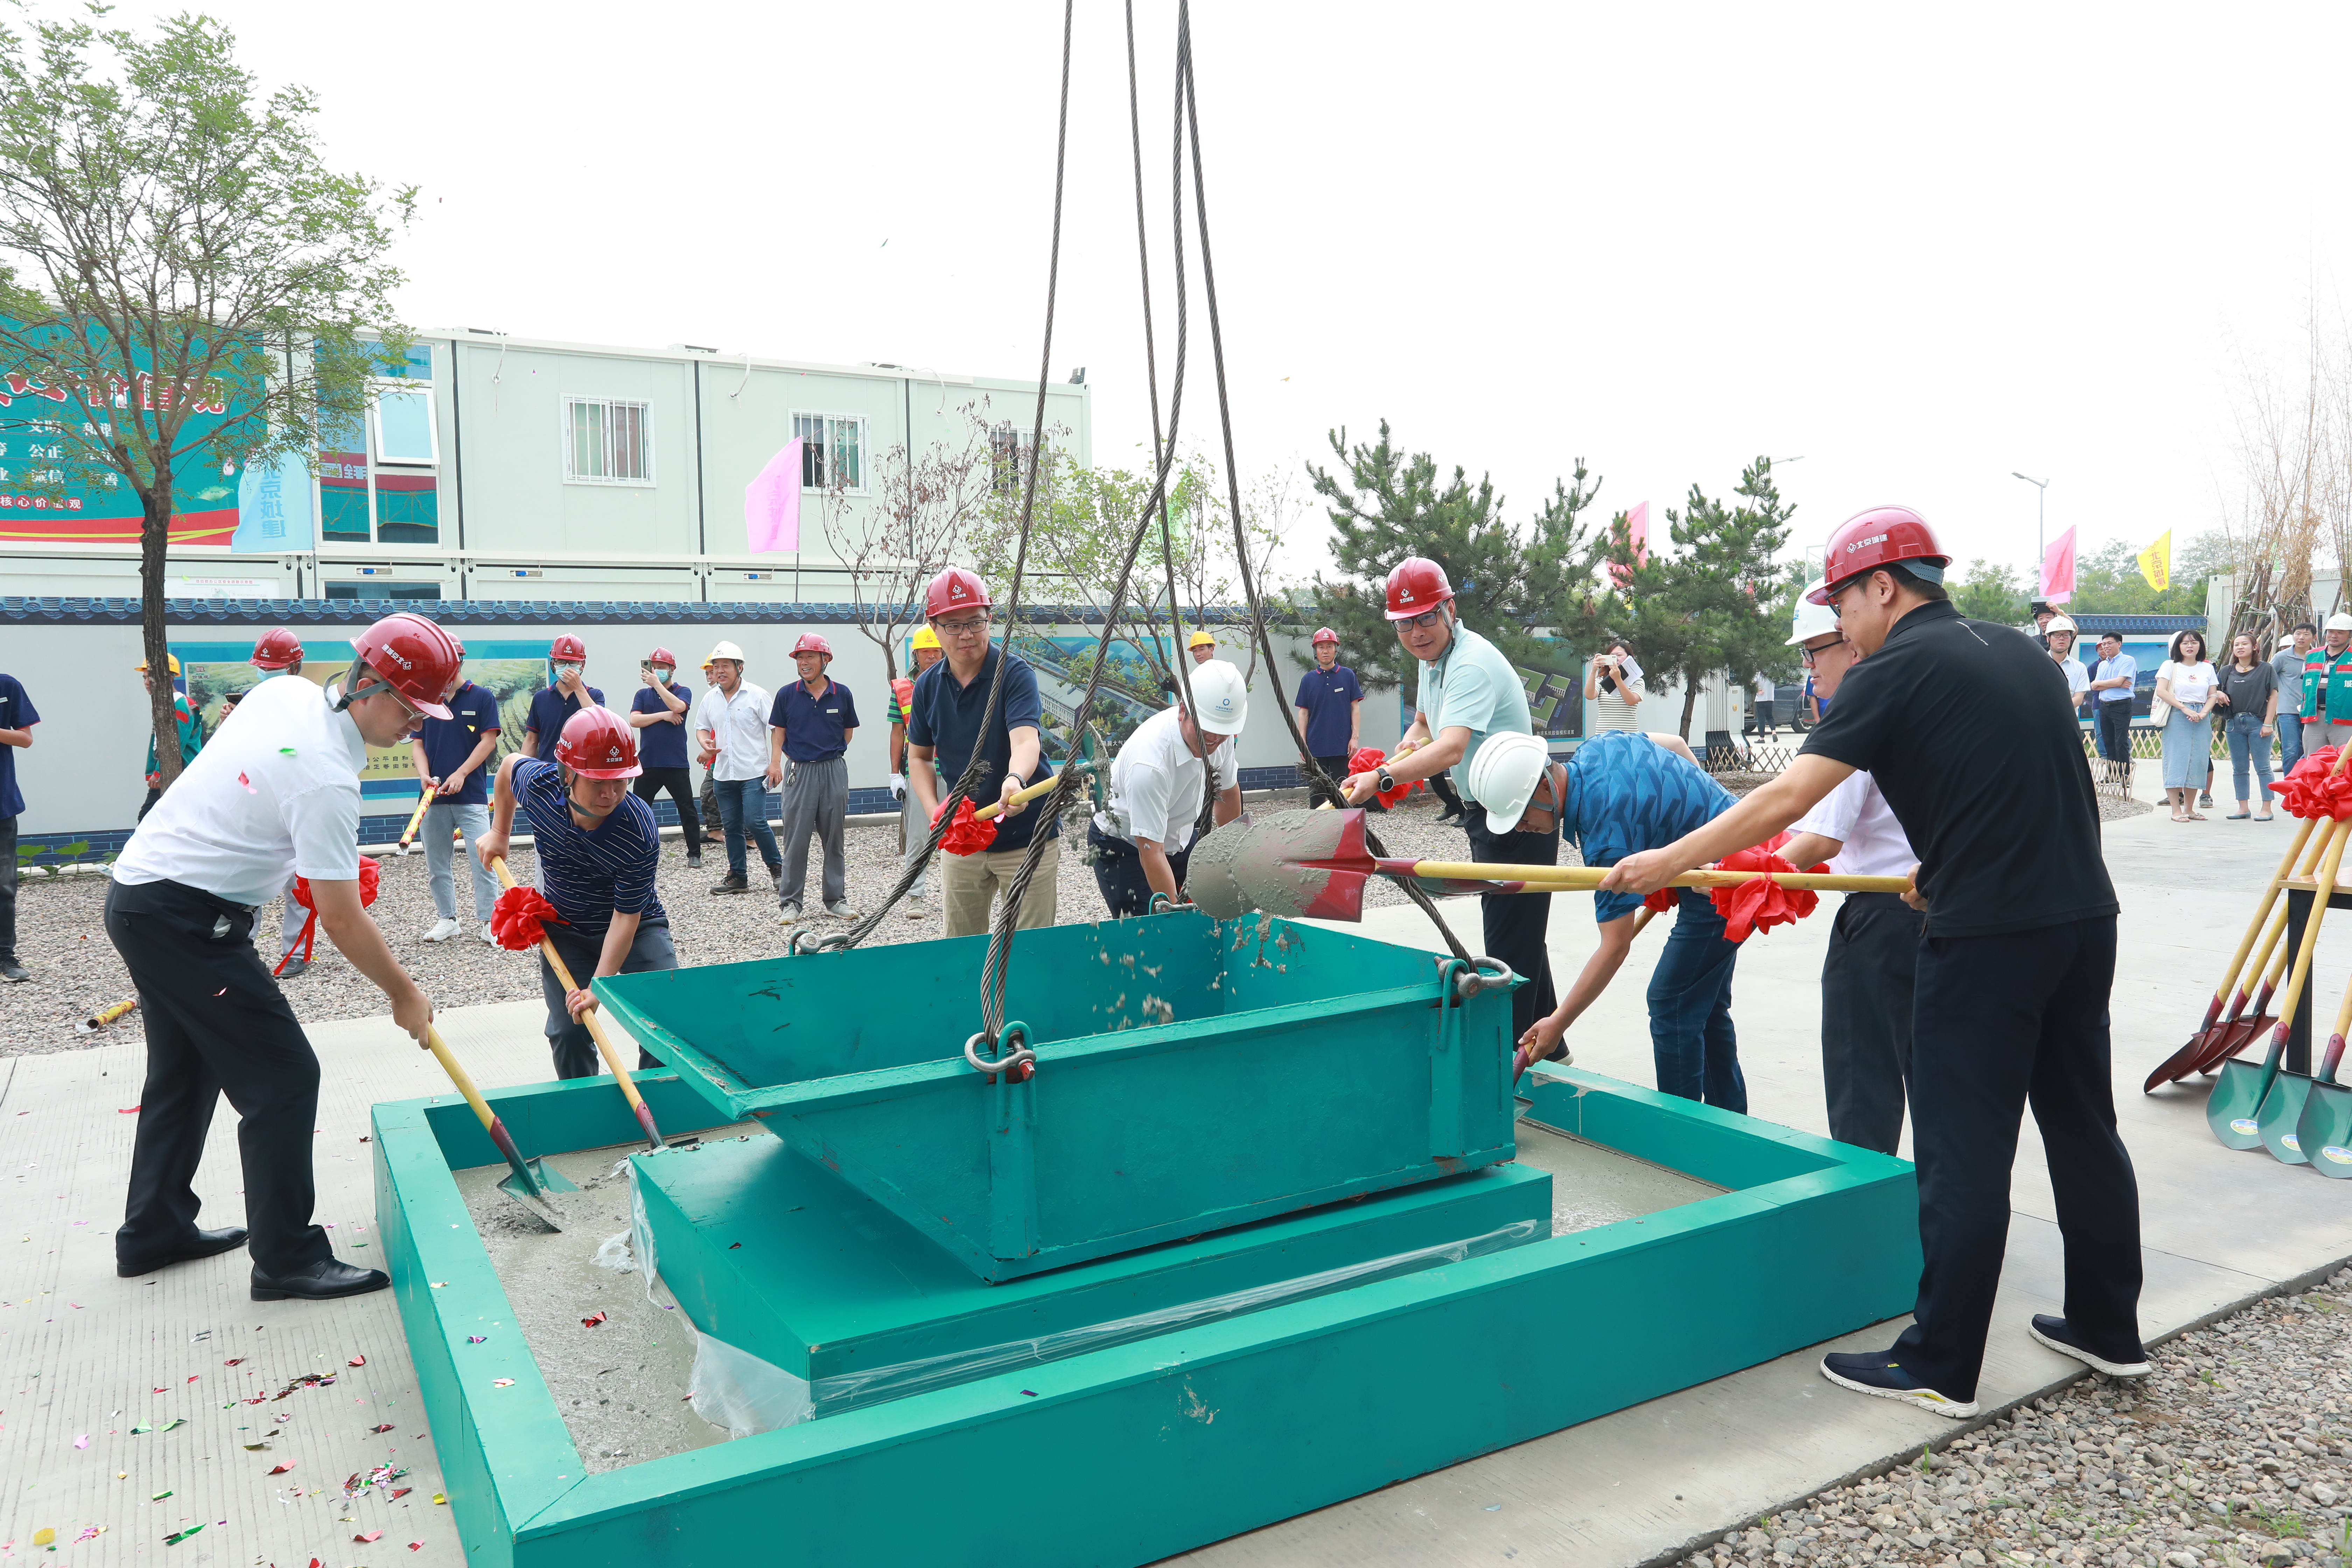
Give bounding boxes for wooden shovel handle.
[2274,818,2352,1042]
[972,760,1096,822]
[2203,745,2352,1010]
[490,857,661,1139]
[1402,861,1913,895]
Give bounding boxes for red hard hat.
[647,646,677,666]
[1385,557,1454,620]
[924,566,992,619]
[1809,506,1951,604]
[791,632,834,658]
[348,612,458,720]
[1311,626,1339,645]
[554,707,642,779]
[550,634,587,662]
[251,627,304,668]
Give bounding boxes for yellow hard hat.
[1188,630,1217,649]
[911,625,942,652]
[135,653,182,676]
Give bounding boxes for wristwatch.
[1376,766,1397,795]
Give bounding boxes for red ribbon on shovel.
[2278,747,2352,821]
[1706,832,1828,944]
[489,884,567,951]
[276,857,382,975]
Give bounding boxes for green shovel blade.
[2256,1072,2316,1165]
[2296,1080,2352,1177]
[2207,1030,2287,1151]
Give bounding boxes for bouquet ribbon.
[2278,747,2352,821]
[1707,832,1828,944]
[1348,746,1419,809]
[490,884,568,951]
[277,856,381,976]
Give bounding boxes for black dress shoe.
[117,1225,249,1277]
[250,1258,390,1302]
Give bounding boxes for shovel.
[2294,1031,2352,1178]
[491,856,666,1155]
[1224,808,1908,923]
[419,1022,577,1229]
[395,783,436,855]
[2153,902,2294,1089]
[2211,818,2352,1150]
[2256,979,2348,1166]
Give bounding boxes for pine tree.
[1306,420,1604,689]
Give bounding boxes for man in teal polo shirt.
[1340,556,1554,1038]
[2304,612,2352,756]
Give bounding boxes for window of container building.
[564,397,653,485]
[792,413,864,492]
[318,405,370,542]
[325,580,440,601]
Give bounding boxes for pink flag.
[2040,526,2076,606]
[1606,501,1650,588]
[745,439,803,553]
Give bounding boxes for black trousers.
[1464,809,1558,1041]
[1891,915,2141,1400]
[1088,821,1191,917]
[632,765,704,854]
[1307,754,1350,810]
[1820,891,1922,1156]
[139,787,161,820]
[2094,702,2132,774]
[1428,769,1465,818]
[105,878,334,1277]
[0,813,16,960]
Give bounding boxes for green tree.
[1305,420,1605,690]
[1564,458,1797,741]
[1952,559,2030,623]
[0,12,413,786]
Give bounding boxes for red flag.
[2040,526,2076,606]
[1606,501,1650,588]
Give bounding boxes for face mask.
[651,667,674,684]
[554,663,582,681]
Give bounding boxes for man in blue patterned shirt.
[1515,729,1750,1112]
[478,706,671,1080]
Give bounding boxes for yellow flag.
[2138,531,2171,592]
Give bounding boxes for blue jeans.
[2224,713,2275,806]
[1647,890,1745,1112]
[423,800,497,921]
[712,777,782,880]
[2279,712,2306,776]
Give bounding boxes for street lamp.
[2012,471,2050,582]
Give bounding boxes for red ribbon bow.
[2278,747,2352,821]
[1707,832,1825,944]
[935,796,998,856]
[490,884,567,951]
[276,856,381,975]
[1348,746,1419,808]
[1641,888,1679,913]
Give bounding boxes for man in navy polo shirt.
[628,645,703,870]
[411,662,502,946]
[1292,626,1362,808]
[767,632,860,924]
[522,634,604,761]
[0,668,39,982]
[477,707,672,1081]
[906,566,1060,939]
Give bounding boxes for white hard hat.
[1787,582,1840,646]
[706,639,746,663]
[2045,615,2078,637]
[1183,658,1249,735]
[2327,614,2352,634]
[1465,731,1551,827]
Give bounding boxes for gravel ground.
[0,790,1488,1058]
[1677,1271,2352,1568]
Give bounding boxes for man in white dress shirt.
[692,640,783,895]
[1779,586,1922,1156]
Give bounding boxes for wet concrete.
[1512,1116,1727,1234]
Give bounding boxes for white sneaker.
[478,921,496,946]
[776,902,802,927]
[422,917,461,943]
[824,900,856,919]
[905,897,927,921]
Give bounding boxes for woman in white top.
[1585,640,1643,733]
[2156,631,2220,822]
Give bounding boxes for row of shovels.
[2149,746,2352,1174]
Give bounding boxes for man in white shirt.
[1780,589,1920,1156]
[106,611,456,1302]
[692,640,782,895]
[1090,660,1247,915]
[2045,616,2090,713]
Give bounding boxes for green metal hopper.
[595,910,1520,1282]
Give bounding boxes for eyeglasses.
[1799,636,1848,670]
[937,615,990,637]
[1395,609,1445,630]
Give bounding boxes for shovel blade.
[2144,1029,2222,1093]
[1230,808,1377,922]
[1185,812,1258,920]
[2208,1037,2286,1151]
[2256,1073,2316,1164]
[496,1157,577,1230]
[2191,1013,2270,1076]
[2296,1080,2352,1177]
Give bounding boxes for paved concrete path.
[2,783,2345,1566]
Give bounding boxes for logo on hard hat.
[1845,534,1889,555]
[1399,588,1414,603]
[382,648,412,669]
[951,584,967,600]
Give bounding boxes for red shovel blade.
[1230,808,1378,921]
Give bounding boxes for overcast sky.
[65,0,2352,586]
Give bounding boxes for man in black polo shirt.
[1599,505,2143,1419]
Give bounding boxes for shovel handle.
[491,857,664,1151]
[2202,747,2352,1010]
[2273,817,2352,1053]
[420,1024,547,1197]
[2322,1027,2350,1087]
[972,760,1096,822]
[396,783,437,850]
[1396,861,1913,895]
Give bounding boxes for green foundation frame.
[374,1066,1920,1568]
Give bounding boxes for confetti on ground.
[72,1434,86,1448]
[222,1357,243,1366]
[354,1529,382,1543]
[31,1529,53,1547]
[150,1489,171,1500]
[409,1542,424,1552]
[241,1443,268,1451]
[162,1523,202,1545]
[492,1378,514,1388]
[267,1462,294,1475]
[370,1423,395,1434]
[73,1527,101,1542]
[391,1487,412,1500]
[432,1493,446,1505]
[581,1311,608,1328]
[347,1354,365,1367]
[465,1335,485,1344]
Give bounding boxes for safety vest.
[2304,646,2352,720]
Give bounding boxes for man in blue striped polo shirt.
[478,706,672,1080]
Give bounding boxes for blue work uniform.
[1560,732,1747,1112]
[630,682,694,771]
[524,684,606,762]
[511,756,671,1080]
[418,681,499,806]
[768,679,860,762]
[1293,664,1363,756]
[906,645,1057,854]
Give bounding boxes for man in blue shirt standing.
[523,634,604,761]
[906,567,1060,939]
[629,645,704,870]
[411,654,501,947]
[0,668,40,982]
[1292,626,1362,809]
[477,707,672,1081]
[767,632,860,924]
[2087,632,2138,794]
